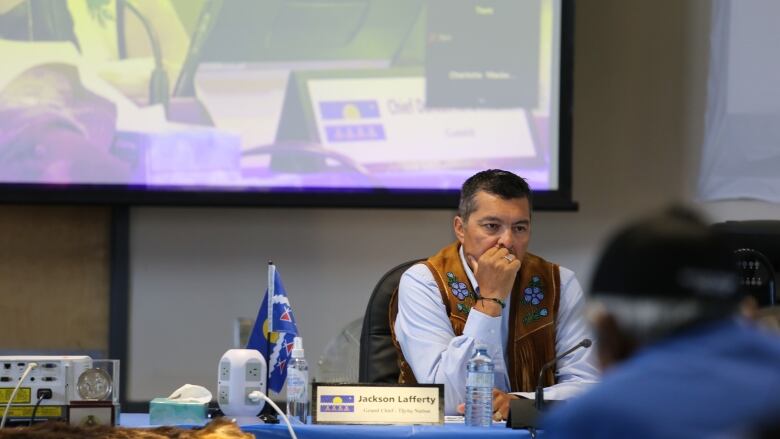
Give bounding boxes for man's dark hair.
[458,169,532,221]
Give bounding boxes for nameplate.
[311,383,444,425]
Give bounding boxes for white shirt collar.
[458,245,480,292]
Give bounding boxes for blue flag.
[246,268,299,393]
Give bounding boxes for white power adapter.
[217,349,267,417]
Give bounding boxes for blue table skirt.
[120,413,534,438]
[241,422,532,439]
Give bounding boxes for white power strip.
[217,349,267,417]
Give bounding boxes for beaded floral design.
[448,272,469,300]
[448,272,474,316]
[523,275,549,324]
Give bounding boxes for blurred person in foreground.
[542,207,780,438]
[391,169,598,419]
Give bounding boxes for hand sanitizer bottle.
[286,336,309,423]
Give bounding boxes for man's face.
[454,191,531,270]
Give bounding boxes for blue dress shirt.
[394,246,599,414]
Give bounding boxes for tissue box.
[149,398,207,426]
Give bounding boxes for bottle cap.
[292,336,304,358]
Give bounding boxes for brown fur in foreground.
[0,417,253,439]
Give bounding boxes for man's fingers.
[490,389,518,422]
[482,245,505,260]
[492,389,505,417]
[467,255,479,274]
[460,391,516,421]
[479,247,512,267]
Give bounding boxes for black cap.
[590,207,740,303]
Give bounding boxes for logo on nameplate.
[319,394,355,412]
[319,100,381,120]
[318,100,387,143]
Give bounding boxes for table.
[120,414,535,438]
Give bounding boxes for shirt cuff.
[462,307,502,345]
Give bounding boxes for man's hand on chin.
[456,389,519,421]
[468,246,521,299]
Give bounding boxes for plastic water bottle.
[286,336,309,424]
[465,344,494,427]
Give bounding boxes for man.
[542,207,780,438]
[391,169,598,418]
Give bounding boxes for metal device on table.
[0,356,120,427]
[711,220,780,307]
[734,248,776,306]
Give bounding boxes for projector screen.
[0,0,574,208]
[699,0,780,203]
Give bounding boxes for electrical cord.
[120,0,169,107]
[28,394,46,427]
[1,362,38,429]
[247,391,297,439]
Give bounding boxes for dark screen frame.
[0,0,576,211]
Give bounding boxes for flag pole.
[268,261,275,334]
[258,261,279,423]
[266,260,275,393]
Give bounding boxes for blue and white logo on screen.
[319,100,380,120]
[318,100,386,143]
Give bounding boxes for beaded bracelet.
[478,297,506,309]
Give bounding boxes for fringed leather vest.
[390,242,561,391]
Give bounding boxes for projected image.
[0,0,562,193]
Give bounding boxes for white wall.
[127,0,780,401]
[129,207,453,399]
